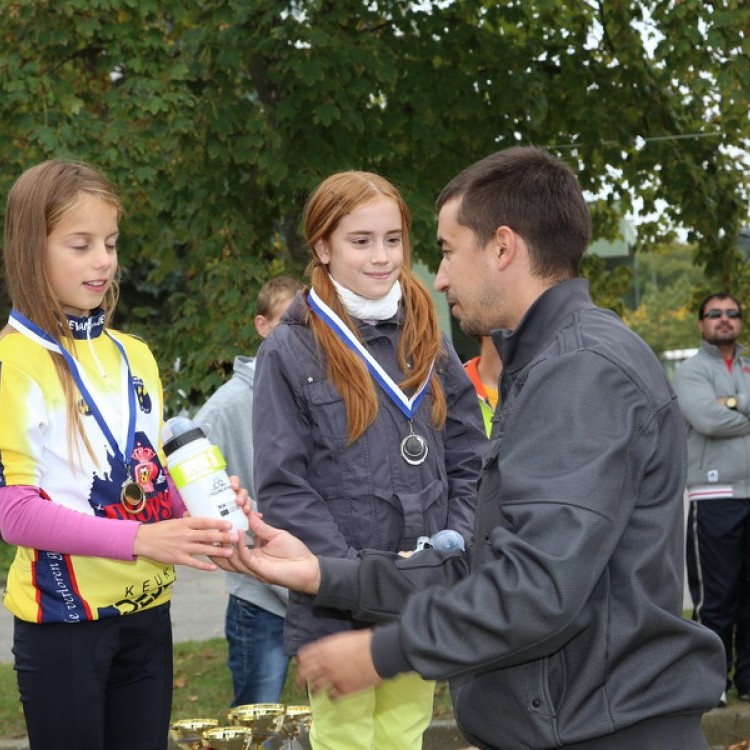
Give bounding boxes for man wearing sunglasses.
[673,292,750,708]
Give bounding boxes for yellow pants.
[308,672,435,750]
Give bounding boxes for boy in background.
[194,276,302,706]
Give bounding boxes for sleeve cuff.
[371,623,412,678]
[315,556,362,610]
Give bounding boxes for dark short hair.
[436,146,592,282]
[697,292,742,320]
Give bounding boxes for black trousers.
[686,497,750,693]
[14,602,173,750]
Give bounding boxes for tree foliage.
[0,0,748,409]
[623,242,705,354]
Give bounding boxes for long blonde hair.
[2,160,122,463]
[303,171,446,443]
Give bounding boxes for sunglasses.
[701,309,742,320]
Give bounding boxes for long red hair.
[303,171,446,443]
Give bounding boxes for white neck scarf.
[330,276,402,321]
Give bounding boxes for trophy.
[227,703,286,749]
[279,705,312,749]
[201,726,254,750]
[170,718,220,750]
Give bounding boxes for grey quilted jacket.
[253,292,486,655]
[316,279,725,749]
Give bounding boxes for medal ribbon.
[307,289,433,420]
[8,309,137,471]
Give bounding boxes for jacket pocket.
[454,659,560,749]
[374,479,446,548]
[304,379,348,439]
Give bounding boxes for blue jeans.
[226,594,289,706]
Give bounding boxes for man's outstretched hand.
[211,511,322,595]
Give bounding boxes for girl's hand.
[134,517,238,571]
[228,475,250,509]
[229,476,255,519]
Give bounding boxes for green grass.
[0,637,454,739]
[0,662,24,738]
[172,638,305,722]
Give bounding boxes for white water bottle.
[162,416,249,532]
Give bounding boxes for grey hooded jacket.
[672,340,750,500]
[315,279,725,749]
[253,293,486,655]
[194,356,287,617]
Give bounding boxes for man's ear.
[494,225,517,271]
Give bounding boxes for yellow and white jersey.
[0,313,176,623]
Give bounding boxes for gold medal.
[120,480,146,514]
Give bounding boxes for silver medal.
[400,428,428,465]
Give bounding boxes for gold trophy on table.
[227,703,286,749]
[279,705,312,749]
[169,718,220,750]
[201,726,254,749]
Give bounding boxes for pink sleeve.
[0,485,140,561]
[166,472,187,518]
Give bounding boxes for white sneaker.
[718,691,728,708]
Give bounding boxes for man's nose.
[434,260,448,292]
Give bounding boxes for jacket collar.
[699,339,744,361]
[66,308,106,340]
[231,355,255,385]
[492,278,594,372]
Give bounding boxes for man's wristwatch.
[727,396,739,410]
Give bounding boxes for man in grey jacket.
[223,148,725,749]
[673,292,750,706]
[194,276,302,706]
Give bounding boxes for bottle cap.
[413,529,465,553]
[162,417,207,455]
[431,529,465,552]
